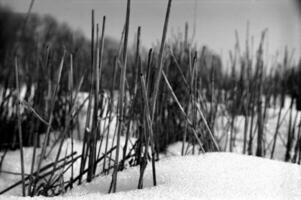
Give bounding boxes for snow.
[1,152,301,200]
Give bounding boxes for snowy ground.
[1,152,301,200]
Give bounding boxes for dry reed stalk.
[103,57,118,173]
[139,65,157,186]
[109,0,131,193]
[28,129,38,196]
[122,24,141,162]
[247,77,257,155]
[14,57,26,196]
[255,31,266,157]
[88,19,100,182]
[32,50,65,194]
[134,26,157,187]
[21,101,49,126]
[95,15,106,164]
[65,146,116,190]
[285,98,295,161]
[138,50,151,190]
[242,22,251,154]
[79,9,95,184]
[68,54,74,189]
[150,0,172,120]
[292,117,301,163]
[0,152,77,195]
[168,48,189,89]
[161,71,205,152]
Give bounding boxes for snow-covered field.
[1,151,301,200]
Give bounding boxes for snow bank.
[2,153,301,200]
[0,136,136,196]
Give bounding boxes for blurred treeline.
[0,6,121,91]
[2,5,301,101]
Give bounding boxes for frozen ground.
[1,152,301,200]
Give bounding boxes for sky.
[1,0,300,62]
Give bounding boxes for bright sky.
[1,0,300,62]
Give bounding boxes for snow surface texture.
[0,137,136,196]
[2,152,301,200]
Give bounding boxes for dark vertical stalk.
[255,31,266,157]
[150,0,172,120]
[140,63,157,187]
[69,54,74,189]
[285,98,295,161]
[123,25,140,163]
[79,9,95,184]
[15,57,26,197]
[96,15,106,162]
[109,0,131,193]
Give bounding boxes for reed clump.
[0,0,301,197]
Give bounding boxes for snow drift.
[2,152,301,200]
